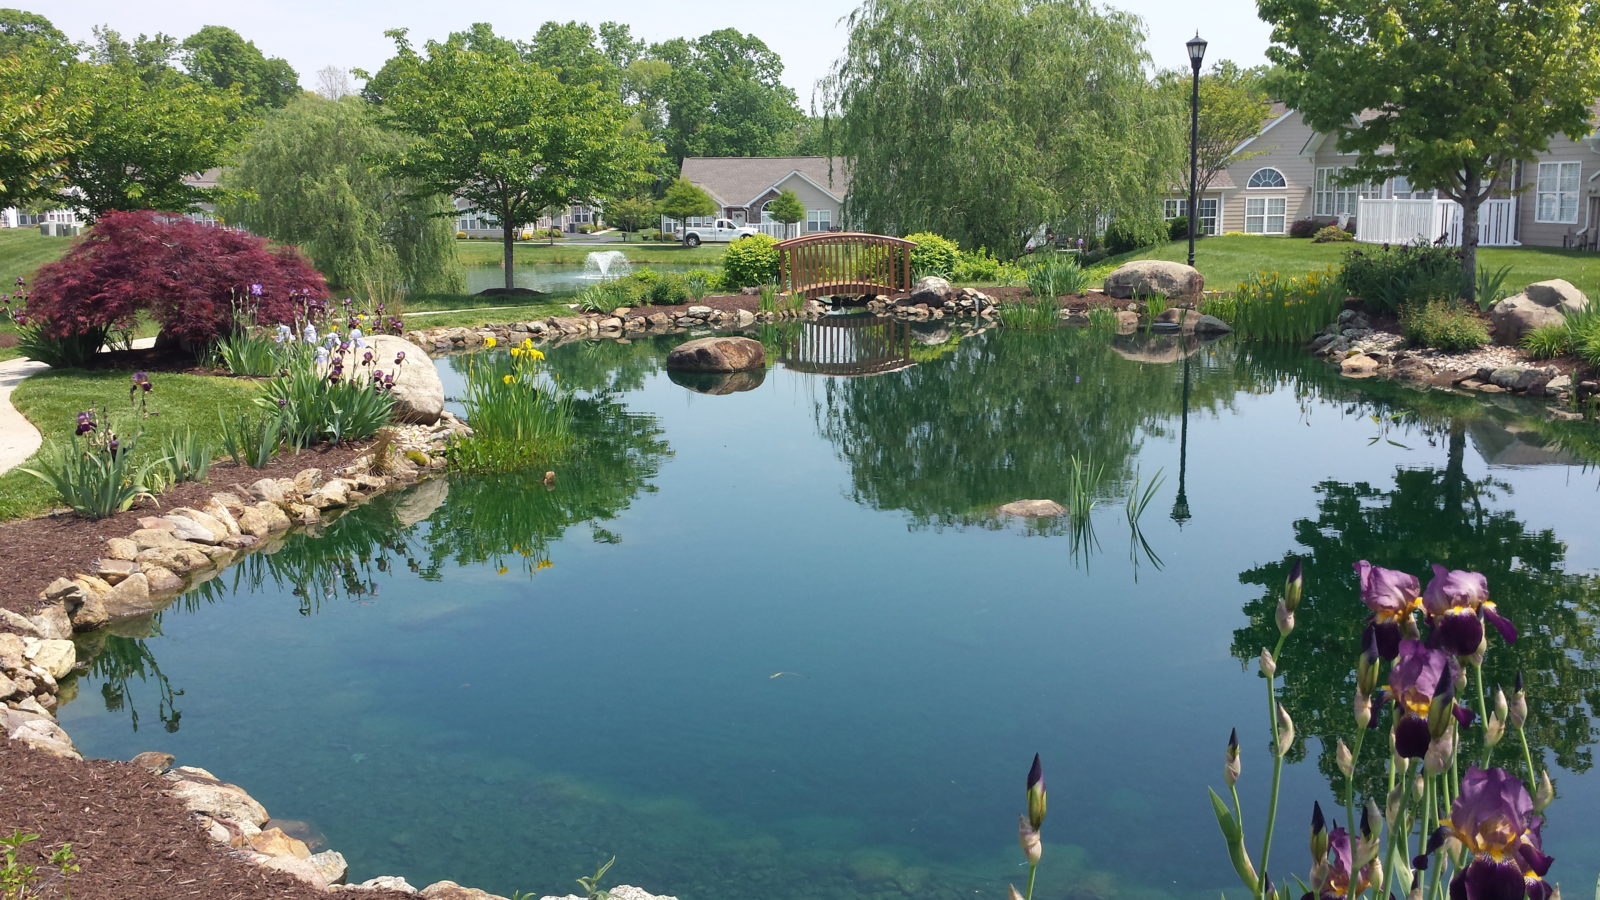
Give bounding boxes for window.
[1315,167,1380,216]
[1245,197,1286,234]
[806,208,832,233]
[1247,167,1287,189]
[1162,198,1219,235]
[1536,161,1580,224]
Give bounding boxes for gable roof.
[680,157,850,208]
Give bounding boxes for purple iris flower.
[131,371,152,393]
[1389,640,1455,757]
[250,283,263,296]
[1311,826,1374,900]
[1423,565,1516,655]
[1355,560,1420,659]
[1447,767,1551,900]
[75,411,96,435]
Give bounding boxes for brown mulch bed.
[0,740,413,900]
[0,442,370,620]
[617,292,760,319]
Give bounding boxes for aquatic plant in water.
[448,337,575,473]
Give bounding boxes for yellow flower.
[496,566,508,575]
[485,336,497,348]
[503,374,514,384]
[530,349,545,361]
[537,559,553,570]
[510,347,522,358]
[521,338,533,350]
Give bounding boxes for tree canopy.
[657,177,716,233]
[1160,60,1273,194]
[1260,0,1600,297]
[649,29,803,166]
[0,50,83,210]
[0,8,72,60]
[766,188,805,238]
[825,0,1182,254]
[220,95,464,297]
[180,25,300,111]
[369,25,658,290]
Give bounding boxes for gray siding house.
[671,157,849,238]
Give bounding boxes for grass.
[453,240,726,267]
[399,299,576,331]
[0,230,78,361]
[0,369,264,521]
[1115,235,1600,297]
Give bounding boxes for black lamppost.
[1186,32,1208,268]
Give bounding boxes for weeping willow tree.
[823,0,1183,253]
[220,94,465,297]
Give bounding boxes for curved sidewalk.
[0,357,49,474]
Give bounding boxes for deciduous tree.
[0,51,83,210]
[0,8,73,60]
[657,177,716,237]
[602,194,659,240]
[221,95,464,297]
[825,0,1181,254]
[765,188,805,238]
[1160,61,1273,195]
[1260,0,1600,299]
[181,25,300,111]
[648,30,803,165]
[369,26,657,290]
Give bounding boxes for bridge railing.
[776,232,917,299]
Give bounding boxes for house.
[1163,106,1600,249]
[670,156,849,238]
[452,198,604,239]
[3,168,233,235]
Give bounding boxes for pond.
[56,323,1600,900]
[461,254,700,296]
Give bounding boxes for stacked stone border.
[0,414,672,900]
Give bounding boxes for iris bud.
[1309,802,1328,861]
[1275,602,1295,638]
[1284,558,1304,612]
[1484,712,1504,749]
[1018,816,1041,865]
[1275,706,1295,757]
[1008,886,1024,900]
[1260,649,1277,679]
[1356,645,1382,697]
[1510,672,1527,729]
[1385,782,1404,828]
[1534,770,1554,813]
[1336,739,1353,778]
[1423,729,1453,776]
[1426,681,1456,739]
[1493,687,1508,724]
[1026,753,1046,829]
[1354,689,1372,731]
[1225,728,1241,786]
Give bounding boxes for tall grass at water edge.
[447,338,575,473]
[1521,305,1600,365]
[1201,267,1343,343]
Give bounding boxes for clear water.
[461,260,696,295]
[57,325,1600,900]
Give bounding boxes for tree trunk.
[1460,170,1482,304]
[503,223,515,292]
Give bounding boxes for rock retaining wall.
[0,414,675,900]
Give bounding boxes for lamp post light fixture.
[1186,32,1207,268]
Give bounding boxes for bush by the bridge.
[722,233,781,288]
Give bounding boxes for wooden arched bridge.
[776,232,917,299]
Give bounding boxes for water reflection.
[778,315,916,377]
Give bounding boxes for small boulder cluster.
[405,301,827,355]
[866,276,998,320]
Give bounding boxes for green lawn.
[399,297,577,331]
[453,239,726,267]
[0,369,264,521]
[1115,235,1600,295]
[0,230,79,360]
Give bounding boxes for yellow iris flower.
[485,336,497,348]
[503,374,514,384]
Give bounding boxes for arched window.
[1247,168,1287,188]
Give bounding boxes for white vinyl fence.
[1355,197,1519,247]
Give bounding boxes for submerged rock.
[667,368,767,395]
[998,499,1068,518]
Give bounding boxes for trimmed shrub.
[1166,216,1189,241]
[1313,224,1355,243]
[951,248,1026,284]
[1288,218,1320,239]
[1103,218,1166,255]
[1338,243,1464,313]
[905,231,959,277]
[722,233,781,287]
[1400,300,1490,351]
[26,210,327,351]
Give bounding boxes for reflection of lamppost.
[1186,32,1208,268]
[1171,344,1193,526]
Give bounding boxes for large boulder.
[1489,280,1590,345]
[908,275,953,306]
[1103,260,1205,301]
[365,335,444,425]
[665,337,765,373]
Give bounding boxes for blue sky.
[24,0,1273,108]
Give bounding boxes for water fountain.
[582,250,632,280]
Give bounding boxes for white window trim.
[1535,160,1581,224]
[1196,197,1220,236]
[805,208,832,233]
[1247,167,1287,189]
[1244,196,1287,234]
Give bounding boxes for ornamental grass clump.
[1520,306,1600,363]
[1400,300,1490,352]
[1203,559,1562,900]
[20,409,166,519]
[261,332,398,447]
[1202,268,1343,343]
[447,337,575,473]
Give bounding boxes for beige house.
[1166,106,1600,248]
[673,156,849,237]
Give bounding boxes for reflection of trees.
[813,329,1237,530]
[1231,431,1600,795]
[447,337,674,395]
[74,630,185,733]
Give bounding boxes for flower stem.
[1344,725,1367,849]
[1474,663,1491,768]
[1518,725,1536,793]
[1025,861,1037,900]
[1258,635,1288,899]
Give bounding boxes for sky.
[23,0,1273,107]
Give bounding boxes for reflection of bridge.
[777,232,916,299]
[779,316,916,377]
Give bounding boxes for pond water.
[57,323,1600,900]
[461,257,698,295]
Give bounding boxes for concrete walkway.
[0,357,49,474]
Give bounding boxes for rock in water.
[909,275,953,305]
[997,499,1068,518]
[1103,260,1205,301]
[665,337,766,373]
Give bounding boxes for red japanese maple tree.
[26,210,328,349]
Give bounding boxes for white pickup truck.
[680,218,759,247]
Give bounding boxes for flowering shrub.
[1201,268,1344,343]
[259,330,399,447]
[24,210,328,352]
[1313,224,1355,243]
[1289,218,1322,239]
